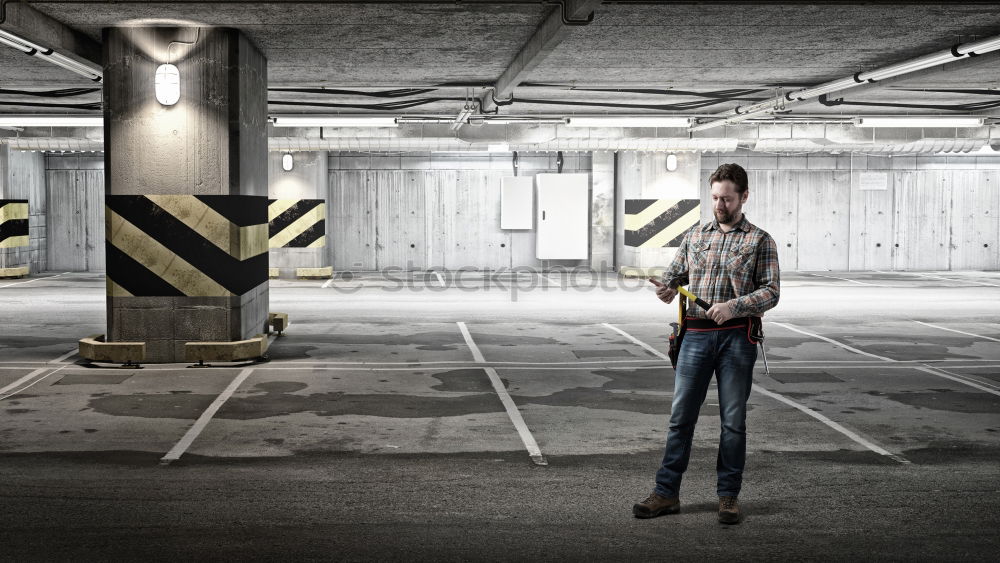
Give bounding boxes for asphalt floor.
[0,269,998,561]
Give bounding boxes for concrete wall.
[44,155,105,272]
[0,147,47,273]
[702,152,1000,271]
[327,151,595,271]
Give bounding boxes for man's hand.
[648,278,677,304]
[707,300,736,324]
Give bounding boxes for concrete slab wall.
[0,147,47,273]
[327,151,595,271]
[268,151,329,272]
[702,151,1000,271]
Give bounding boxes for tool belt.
[685,316,764,344]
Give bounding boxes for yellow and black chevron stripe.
[105,195,268,297]
[625,199,700,248]
[268,199,326,248]
[0,199,29,248]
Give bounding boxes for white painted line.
[48,348,78,364]
[915,365,1000,397]
[898,271,1000,288]
[321,278,334,289]
[913,366,999,390]
[544,274,561,287]
[456,322,546,466]
[0,365,70,401]
[602,323,670,361]
[601,324,909,463]
[433,271,445,287]
[160,367,255,465]
[801,272,883,287]
[0,271,69,289]
[770,322,897,362]
[753,384,909,464]
[912,320,1000,343]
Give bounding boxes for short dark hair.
[709,163,749,194]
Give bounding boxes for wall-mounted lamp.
[666,153,678,171]
[154,64,180,106]
[282,153,294,171]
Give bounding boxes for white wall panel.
[375,171,425,270]
[500,176,533,230]
[46,170,89,271]
[743,170,798,271]
[536,173,589,260]
[849,170,894,270]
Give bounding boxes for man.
[633,163,780,524]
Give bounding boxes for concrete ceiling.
[2,1,1000,151]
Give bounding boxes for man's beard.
[715,209,737,224]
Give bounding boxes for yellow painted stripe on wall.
[639,206,702,249]
[0,235,29,248]
[268,199,299,222]
[306,235,327,248]
[107,210,231,297]
[106,278,134,297]
[239,224,269,260]
[269,204,325,248]
[0,202,29,223]
[624,199,678,231]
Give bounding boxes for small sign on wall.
[858,171,889,191]
[501,176,534,229]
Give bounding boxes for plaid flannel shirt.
[660,214,780,320]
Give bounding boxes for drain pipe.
[690,33,1000,132]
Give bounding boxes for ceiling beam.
[0,0,101,65]
[479,0,602,114]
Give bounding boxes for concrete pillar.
[616,151,702,272]
[590,151,615,271]
[267,150,330,276]
[103,27,269,362]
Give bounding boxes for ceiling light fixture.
[281,153,294,171]
[0,30,102,82]
[566,116,690,128]
[0,116,103,127]
[271,116,398,127]
[854,116,985,128]
[154,64,181,106]
[666,153,678,171]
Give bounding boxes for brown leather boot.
[718,496,741,524]
[633,492,680,518]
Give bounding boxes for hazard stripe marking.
[625,199,700,248]
[268,199,326,248]
[0,200,29,248]
[105,195,268,297]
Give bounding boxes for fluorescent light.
[854,117,985,128]
[271,116,398,127]
[0,116,102,127]
[0,30,102,82]
[487,143,510,152]
[566,116,690,128]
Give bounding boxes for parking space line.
[456,322,546,466]
[875,270,1000,288]
[160,368,255,465]
[0,365,70,401]
[915,365,1000,397]
[753,385,909,464]
[913,320,1000,343]
[602,323,909,464]
[770,322,897,362]
[321,278,335,288]
[432,271,445,287]
[48,348,78,364]
[801,272,884,287]
[0,272,69,289]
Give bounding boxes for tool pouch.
[667,294,688,369]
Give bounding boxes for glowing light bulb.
[155,64,180,106]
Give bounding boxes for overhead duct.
[268,136,740,153]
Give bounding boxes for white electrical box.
[500,176,534,229]
[535,173,589,259]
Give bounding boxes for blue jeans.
[654,327,757,498]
